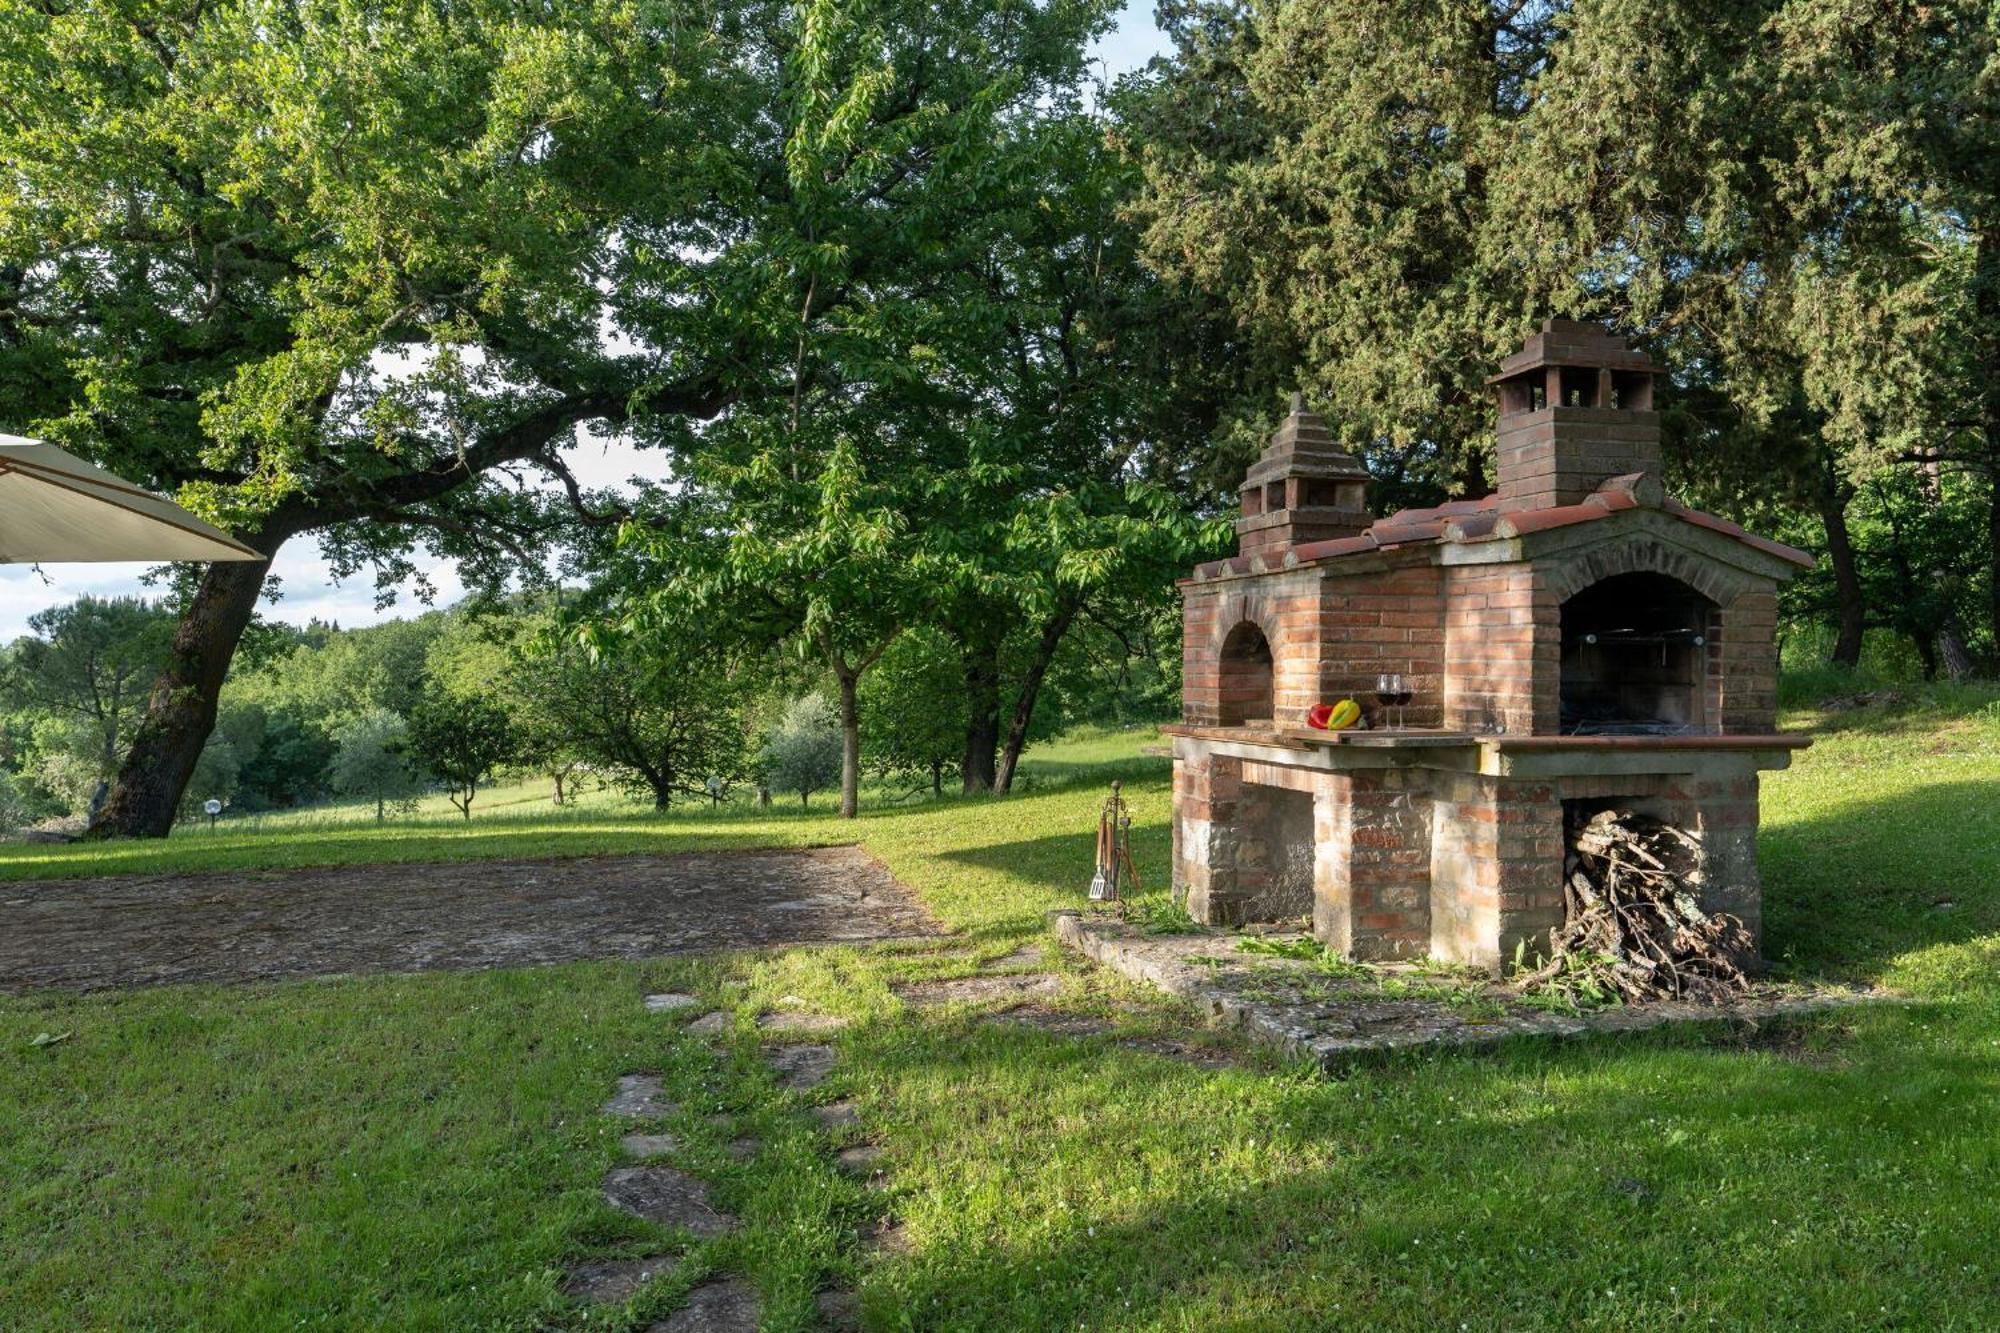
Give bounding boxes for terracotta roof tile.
[1200,480,1812,576]
[1662,499,1814,567]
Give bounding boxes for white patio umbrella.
[0,434,261,563]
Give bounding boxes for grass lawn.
[4,706,2000,1330]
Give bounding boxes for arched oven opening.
[1217,621,1274,727]
[1559,572,1717,735]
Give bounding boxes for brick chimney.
[1236,394,1371,556]
[1489,319,1663,510]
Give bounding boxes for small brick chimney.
[1489,319,1663,510]
[1236,394,1371,557]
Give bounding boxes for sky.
[0,3,1172,644]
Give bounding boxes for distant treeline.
[0,592,1178,825]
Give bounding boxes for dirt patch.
[0,845,941,992]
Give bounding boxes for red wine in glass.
[1375,674,1399,728]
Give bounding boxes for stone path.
[765,1043,839,1091]
[604,1074,676,1119]
[569,936,1259,1325]
[644,1278,761,1332]
[0,844,940,992]
[566,1255,679,1303]
[602,1166,737,1236]
[894,972,1061,1006]
[757,1010,851,1035]
[620,1131,678,1159]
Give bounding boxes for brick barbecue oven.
[1167,320,1813,972]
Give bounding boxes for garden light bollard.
[204,797,221,830]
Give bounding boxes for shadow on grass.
[1761,779,2000,984]
[832,989,2000,1332]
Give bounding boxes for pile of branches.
[1520,808,1756,1004]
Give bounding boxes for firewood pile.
[1520,808,1756,1004]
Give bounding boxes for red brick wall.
[1315,562,1446,729]
[1497,407,1662,510]
[1442,563,1550,735]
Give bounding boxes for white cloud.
[0,430,672,641]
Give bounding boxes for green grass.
[5,708,2000,1329]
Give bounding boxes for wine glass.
[1376,673,1399,731]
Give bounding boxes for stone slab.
[765,1043,838,1091]
[979,944,1046,972]
[603,1166,736,1236]
[894,973,1061,1006]
[756,1011,851,1035]
[1053,910,1891,1065]
[620,1132,678,1159]
[810,1100,860,1132]
[644,1278,760,1333]
[686,1011,729,1036]
[565,1254,679,1304]
[835,1144,882,1174]
[604,1074,676,1120]
[645,993,700,1013]
[984,1003,1239,1069]
[859,1218,910,1256]
[815,1288,862,1331]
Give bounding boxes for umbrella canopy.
[0,434,261,563]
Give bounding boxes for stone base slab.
[1053,910,1886,1067]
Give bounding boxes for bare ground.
[0,845,941,992]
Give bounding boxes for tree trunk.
[995,600,1080,793]
[1817,478,1865,668]
[89,553,273,839]
[1988,459,2000,663]
[1940,624,1976,682]
[930,760,942,796]
[958,623,1003,793]
[835,669,860,819]
[552,769,566,806]
[1978,225,2000,655]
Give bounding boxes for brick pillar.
[1492,779,1565,966]
[1313,772,1432,960]
[1717,591,1779,733]
[1693,771,1764,948]
[1174,751,1248,925]
[1428,774,1500,970]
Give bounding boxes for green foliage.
[511,634,752,811]
[1124,0,1552,499]
[330,709,422,822]
[232,616,448,732]
[759,695,843,809]
[406,696,516,821]
[0,597,175,812]
[860,629,964,795]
